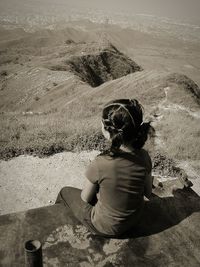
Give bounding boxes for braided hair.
[102,99,151,155]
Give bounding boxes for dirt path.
[0,151,98,215]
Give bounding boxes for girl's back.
[86,148,152,235]
[56,98,153,238]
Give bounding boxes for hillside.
[0,19,200,216]
[0,23,200,175]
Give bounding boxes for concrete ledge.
[0,179,200,266]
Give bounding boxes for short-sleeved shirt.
[85,148,152,236]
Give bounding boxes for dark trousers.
[55,186,110,237]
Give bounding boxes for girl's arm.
[144,173,153,199]
[81,179,98,203]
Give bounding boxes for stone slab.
[0,178,200,267]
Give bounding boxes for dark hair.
[102,99,151,155]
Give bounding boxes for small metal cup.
[24,240,43,267]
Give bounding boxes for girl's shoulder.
[97,148,151,161]
[96,149,152,170]
[89,150,152,179]
[91,153,117,172]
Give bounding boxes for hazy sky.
[0,0,200,24]
[70,0,200,21]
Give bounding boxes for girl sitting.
[56,98,153,237]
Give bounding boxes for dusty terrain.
[0,151,98,215]
[1,150,200,216]
[0,9,200,215]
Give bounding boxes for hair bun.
[131,122,151,149]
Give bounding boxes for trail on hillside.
[159,86,200,119]
[152,84,200,149]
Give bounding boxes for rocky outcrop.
[66,45,142,87]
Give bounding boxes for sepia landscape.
[0,1,200,266]
[0,0,200,218]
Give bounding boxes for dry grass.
[157,111,200,160]
[0,73,156,160]
[1,70,199,161]
[0,111,106,159]
[0,29,199,162]
[166,73,200,100]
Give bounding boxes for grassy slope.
[0,24,200,163]
[1,68,199,162]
